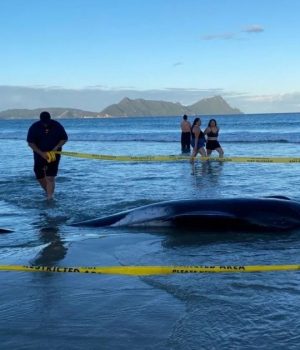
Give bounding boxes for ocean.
[0,113,300,349]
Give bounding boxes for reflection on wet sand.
[161,229,296,249]
[32,227,67,265]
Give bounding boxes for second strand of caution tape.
[50,151,300,163]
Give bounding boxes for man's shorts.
[34,155,61,179]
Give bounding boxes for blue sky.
[0,0,300,113]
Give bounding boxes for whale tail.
[0,228,13,234]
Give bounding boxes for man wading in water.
[180,114,192,153]
[27,111,68,200]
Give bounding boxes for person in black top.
[27,111,68,200]
[204,119,224,157]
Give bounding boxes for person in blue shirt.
[27,111,68,200]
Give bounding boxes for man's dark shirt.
[27,120,68,162]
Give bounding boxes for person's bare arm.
[51,140,67,152]
[28,142,48,160]
[192,128,200,156]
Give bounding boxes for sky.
[0,0,300,113]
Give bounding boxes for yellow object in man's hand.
[46,151,56,163]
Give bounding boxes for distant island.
[0,95,242,119]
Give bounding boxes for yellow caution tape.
[56,151,189,162]
[46,151,56,163]
[1,264,300,275]
[55,151,300,163]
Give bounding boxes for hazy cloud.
[243,92,300,104]
[243,25,264,33]
[201,33,236,41]
[85,84,109,89]
[228,92,300,113]
[201,24,264,41]
[173,62,183,67]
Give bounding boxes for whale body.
[71,197,300,231]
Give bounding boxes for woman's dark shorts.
[206,140,221,151]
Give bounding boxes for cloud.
[201,32,236,41]
[244,92,300,104]
[173,62,183,67]
[243,25,264,33]
[201,24,264,41]
[85,84,109,89]
[228,92,300,113]
[244,94,279,103]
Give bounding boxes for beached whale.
[71,196,300,231]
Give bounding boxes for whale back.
[71,197,300,231]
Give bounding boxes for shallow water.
[0,114,300,349]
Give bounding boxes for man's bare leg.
[37,178,47,193]
[46,176,55,200]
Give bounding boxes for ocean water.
[0,113,300,349]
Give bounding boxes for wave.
[1,118,300,144]
[1,134,299,144]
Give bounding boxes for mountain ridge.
[0,95,242,119]
[100,95,242,117]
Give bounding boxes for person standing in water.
[190,117,206,162]
[204,118,224,157]
[27,111,68,200]
[180,114,192,153]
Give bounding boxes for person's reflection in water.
[191,159,224,178]
[191,160,224,190]
[32,227,67,265]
